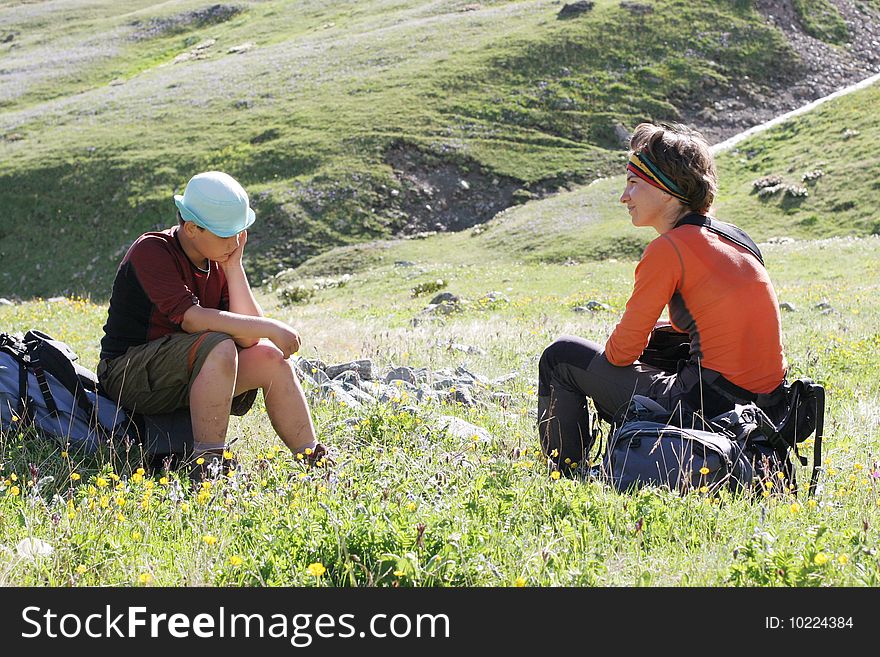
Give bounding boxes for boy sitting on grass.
[97,171,328,479]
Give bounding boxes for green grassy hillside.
[4,0,869,298]
[283,79,880,275]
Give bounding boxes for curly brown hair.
[629,122,717,214]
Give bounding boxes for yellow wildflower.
[814,553,829,566]
[699,467,710,476]
[202,534,218,546]
[550,470,561,480]
[307,562,326,578]
[514,577,526,587]
[229,556,244,567]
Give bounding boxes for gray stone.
[429,292,459,305]
[574,300,610,312]
[491,373,518,385]
[319,382,362,409]
[385,366,417,385]
[0,298,13,306]
[421,301,458,316]
[344,387,377,406]
[379,383,421,404]
[432,378,457,391]
[478,291,509,304]
[779,302,797,312]
[446,386,475,407]
[334,369,363,389]
[227,42,255,54]
[449,342,487,356]
[814,300,833,310]
[295,359,329,384]
[325,359,374,380]
[455,366,488,385]
[437,416,491,442]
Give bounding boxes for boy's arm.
[220,230,262,315]
[219,230,263,348]
[181,306,301,358]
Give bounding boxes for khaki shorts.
[97,331,257,416]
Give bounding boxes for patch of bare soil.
[384,141,525,235]
[130,4,243,41]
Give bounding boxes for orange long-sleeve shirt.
[605,224,785,394]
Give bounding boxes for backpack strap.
[809,385,824,496]
[708,372,785,410]
[29,358,60,417]
[1,333,33,424]
[675,213,765,267]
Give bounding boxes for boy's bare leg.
[189,339,238,452]
[234,340,317,454]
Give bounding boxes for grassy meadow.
[2,110,879,586]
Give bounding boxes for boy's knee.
[249,341,287,368]
[203,338,238,372]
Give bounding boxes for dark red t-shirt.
[100,226,229,360]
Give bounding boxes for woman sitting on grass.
[537,122,786,474]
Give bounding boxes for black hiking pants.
[537,335,740,471]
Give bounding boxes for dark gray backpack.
[601,396,756,493]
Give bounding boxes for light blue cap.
[174,171,255,237]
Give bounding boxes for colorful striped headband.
[627,151,690,204]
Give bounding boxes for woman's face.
[620,172,681,233]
